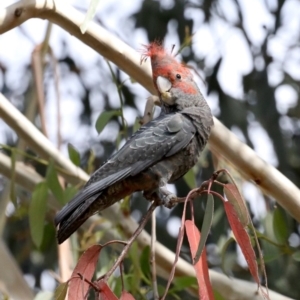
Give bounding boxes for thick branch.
[1,1,300,221]
[0,94,89,185]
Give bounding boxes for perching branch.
[0,150,292,300]
[0,94,89,185]
[1,0,299,222]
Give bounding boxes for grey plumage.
[55,43,214,244]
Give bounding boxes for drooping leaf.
[194,194,214,263]
[95,110,121,134]
[140,245,151,280]
[97,280,118,300]
[68,245,102,300]
[29,181,48,248]
[273,206,289,244]
[223,201,260,285]
[120,290,135,300]
[80,0,101,33]
[46,160,64,205]
[54,282,68,300]
[224,183,249,227]
[185,220,214,300]
[67,143,81,167]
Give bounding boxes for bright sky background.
[1,0,300,291]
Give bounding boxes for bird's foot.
[144,187,177,209]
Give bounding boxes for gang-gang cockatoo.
[55,42,213,244]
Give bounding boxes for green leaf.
[54,282,68,300]
[292,251,300,262]
[80,0,101,33]
[213,289,226,300]
[169,276,197,292]
[183,169,195,189]
[29,182,48,248]
[140,245,151,280]
[67,143,81,166]
[46,160,64,205]
[87,149,95,173]
[95,110,121,134]
[194,194,214,263]
[273,206,289,244]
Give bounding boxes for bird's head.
[142,42,205,111]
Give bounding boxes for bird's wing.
[110,112,196,175]
[55,112,195,225]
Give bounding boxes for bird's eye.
[176,74,181,79]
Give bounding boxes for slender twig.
[103,202,157,281]
[106,60,127,137]
[31,44,48,137]
[151,209,159,299]
[48,47,62,149]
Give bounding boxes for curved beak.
[156,76,174,105]
[156,76,172,93]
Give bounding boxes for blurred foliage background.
[0,0,300,299]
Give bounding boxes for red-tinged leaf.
[185,220,214,300]
[223,201,259,285]
[194,194,214,263]
[68,245,102,300]
[120,290,135,300]
[224,183,249,227]
[98,280,118,300]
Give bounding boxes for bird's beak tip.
[156,76,172,94]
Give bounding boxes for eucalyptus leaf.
[67,143,81,166]
[273,207,289,244]
[29,181,48,248]
[95,110,121,134]
[46,160,64,205]
[140,245,151,280]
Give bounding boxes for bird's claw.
[143,187,177,209]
